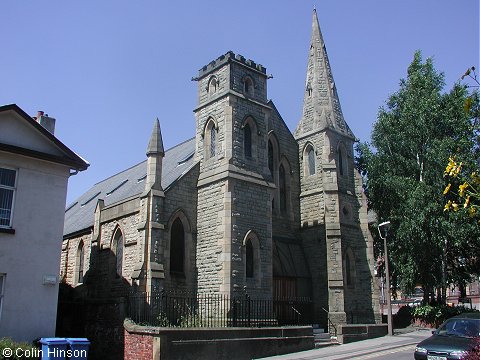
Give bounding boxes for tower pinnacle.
[147,118,165,156]
[294,9,354,140]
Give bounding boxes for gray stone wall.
[163,165,199,292]
[297,133,326,227]
[196,180,227,294]
[231,178,272,298]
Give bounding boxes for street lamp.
[378,221,393,336]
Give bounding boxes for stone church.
[61,10,380,328]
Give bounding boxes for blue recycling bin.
[66,338,90,359]
[39,338,68,360]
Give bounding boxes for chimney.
[35,110,56,135]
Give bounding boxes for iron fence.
[127,291,313,328]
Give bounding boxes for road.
[332,344,415,360]
[257,329,431,360]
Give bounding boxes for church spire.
[294,9,355,140]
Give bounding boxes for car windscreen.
[436,318,479,338]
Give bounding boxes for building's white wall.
[0,151,70,342]
[0,110,65,157]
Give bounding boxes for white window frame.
[0,167,17,228]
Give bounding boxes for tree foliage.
[356,51,480,299]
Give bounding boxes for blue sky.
[1,1,478,205]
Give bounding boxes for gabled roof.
[0,104,89,171]
[63,137,196,237]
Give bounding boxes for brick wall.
[124,330,153,360]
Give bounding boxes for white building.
[0,104,88,342]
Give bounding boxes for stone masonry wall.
[196,180,226,293]
[297,133,326,227]
[163,165,199,292]
[231,178,272,298]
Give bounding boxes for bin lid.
[66,338,90,345]
[40,338,68,345]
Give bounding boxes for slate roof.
[63,137,196,237]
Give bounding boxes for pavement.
[256,327,433,360]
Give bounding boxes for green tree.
[356,51,480,302]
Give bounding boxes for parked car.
[414,313,479,360]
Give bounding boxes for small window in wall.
[246,239,254,278]
[338,145,348,177]
[338,148,344,176]
[170,218,185,273]
[77,241,85,284]
[304,144,315,176]
[279,164,287,214]
[0,167,17,228]
[243,77,253,95]
[113,229,123,278]
[205,119,217,160]
[0,274,5,320]
[208,76,218,94]
[345,253,352,285]
[344,249,355,287]
[268,140,274,175]
[244,123,252,158]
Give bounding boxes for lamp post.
[378,221,393,336]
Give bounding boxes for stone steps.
[312,326,340,348]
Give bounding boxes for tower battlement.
[197,51,266,79]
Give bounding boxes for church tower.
[193,52,275,297]
[296,10,379,326]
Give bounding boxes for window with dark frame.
[279,164,287,214]
[78,241,84,284]
[244,123,252,157]
[307,147,315,175]
[0,168,16,228]
[338,148,344,176]
[268,140,274,175]
[210,125,216,158]
[246,239,254,278]
[170,218,185,273]
[114,230,123,278]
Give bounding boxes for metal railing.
[127,291,313,328]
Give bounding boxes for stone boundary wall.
[337,323,388,344]
[124,320,314,360]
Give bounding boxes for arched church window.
[208,76,218,94]
[338,144,348,177]
[304,144,316,176]
[268,139,274,175]
[244,123,252,158]
[113,228,123,278]
[308,148,315,175]
[205,119,217,160]
[279,164,287,214]
[243,77,253,95]
[338,147,344,176]
[170,218,185,273]
[246,239,254,278]
[77,241,84,284]
[344,248,356,287]
[345,252,352,285]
